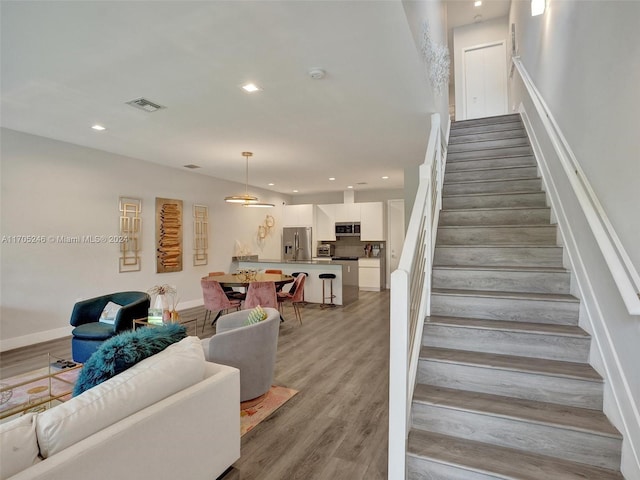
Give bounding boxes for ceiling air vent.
[126,97,166,113]
[183,164,201,169]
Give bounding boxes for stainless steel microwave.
[335,222,361,237]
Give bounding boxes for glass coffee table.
[0,354,82,422]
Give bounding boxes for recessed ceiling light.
[91,124,106,131]
[183,164,201,169]
[241,83,261,93]
[347,185,353,189]
[268,183,275,186]
[293,189,299,193]
[531,0,545,16]
[382,176,389,180]
[474,1,482,6]
[329,177,336,181]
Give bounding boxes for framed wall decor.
[193,204,208,266]
[119,196,142,272]
[155,197,183,273]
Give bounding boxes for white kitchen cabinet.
[334,203,361,222]
[358,257,382,291]
[315,204,336,241]
[283,204,314,227]
[359,202,384,241]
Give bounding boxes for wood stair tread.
[449,133,527,144]
[446,152,533,162]
[443,190,543,198]
[438,224,555,229]
[433,265,568,273]
[412,384,620,437]
[431,288,579,303]
[408,430,623,480]
[441,206,549,212]
[445,165,534,174]
[419,347,602,381]
[426,315,589,337]
[449,122,524,135]
[435,244,562,248]
[444,176,540,186]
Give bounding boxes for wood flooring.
[0,290,390,480]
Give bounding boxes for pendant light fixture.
[224,152,274,208]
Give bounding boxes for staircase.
[407,114,625,480]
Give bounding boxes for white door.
[463,42,507,120]
[386,199,405,289]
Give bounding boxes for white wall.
[509,1,640,477]
[402,0,450,125]
[0,128,291,350]
[453,16,509,120]
[290,189,405,206]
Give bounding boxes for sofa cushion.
[0,412,41,479]
[73,323,187,396]
[36,336,205,459]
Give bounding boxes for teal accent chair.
[70,291,150,363]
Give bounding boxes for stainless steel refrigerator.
[282,227,312,261]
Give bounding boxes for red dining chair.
[265,269,284,292]
[208,271,245,301]
[277,273,306,325]
[243,281,278,310]
[201,278,241,332]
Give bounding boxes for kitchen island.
[234,259,353,305]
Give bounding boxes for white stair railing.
[388,113,448,479]
[512,57,640,315]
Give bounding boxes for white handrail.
[512,57,640,315]
[388,113,447,479]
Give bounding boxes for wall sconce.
[531,0,545,16]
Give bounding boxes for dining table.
[214,272,295,289]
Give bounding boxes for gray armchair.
[201,307,280,402]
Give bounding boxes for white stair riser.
[445,155,536,172]
[443,178,541,195]
[437,226,557,245]
[432,268,570,294]
[448,146,533,162]
[452,114,522,128]
[439,208,550,226]
[449,137,530,153]
[434,246,564,267]
[417,360,603,409]
[408,456,501,480]
[445,166,538,183]
[442,192,546,209]
[423,325,590,362]
[431,294,579,325]
[411,404,622,470]
[449,129,526,144]
[450,122,524,137]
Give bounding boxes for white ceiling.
[1,1,437,197]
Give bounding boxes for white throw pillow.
[35,336,205,458]
[99,301,122,325]
[0,412,41,479]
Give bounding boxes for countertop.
[236,257,381,264]
[236,258,338,265]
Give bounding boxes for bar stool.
[319,273,336,308]
[292,272,309,304]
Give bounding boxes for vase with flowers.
[147,284,177,325]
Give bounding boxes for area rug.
[240,385,298,436]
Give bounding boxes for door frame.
[461,40,508,120]
[386,199,405,289]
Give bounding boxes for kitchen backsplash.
[322,237,385,258]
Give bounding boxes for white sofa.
[0,337,240,480]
